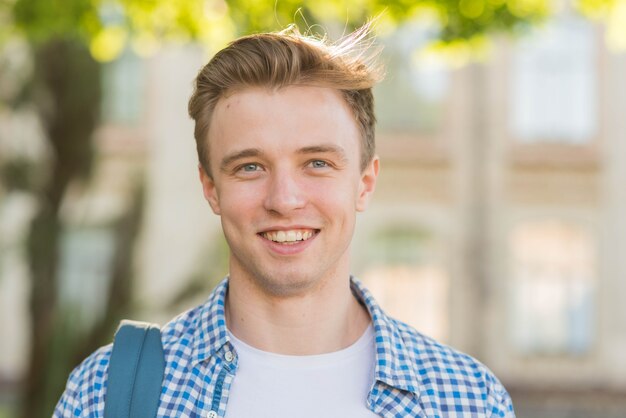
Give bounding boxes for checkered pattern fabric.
[54,277,515,417]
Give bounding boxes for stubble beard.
[229,251,326,298]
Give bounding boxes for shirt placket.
[201,344,238,418]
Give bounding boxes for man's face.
[199,86,378,297]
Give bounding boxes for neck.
[225,273,371,355]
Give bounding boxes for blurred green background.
[1,0,626,417]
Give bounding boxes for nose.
[263,170,306,215]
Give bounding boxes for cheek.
[219,184,265,219]
[305,180,328,196]
[309,180,359,213]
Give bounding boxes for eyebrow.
[220,148,263,172]
[297,145,348,163]
[219,144,349,172]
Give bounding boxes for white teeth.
[263,229,315,243]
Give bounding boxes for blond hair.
[188,24,382,175]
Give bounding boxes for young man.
[55,26,515,417]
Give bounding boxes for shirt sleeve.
[53,373,82,418]
[490,389,516,418]
[486,372,516,418]
[52,345,112,417]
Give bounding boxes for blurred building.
[357,15,626,417]
[1,12,626,418]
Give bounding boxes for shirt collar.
[350,277,421,395]
[191,276,421,395]
[191,277,231,366]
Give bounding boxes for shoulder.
[159,278,229,356]
[53,299,209,417]
[392,317,486,376]
[157,299,209,374]
[53,344,112,417]
[351,277,514,415]
[160,300,205,350]
[389,318,514,417]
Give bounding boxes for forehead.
[208,86,361,158]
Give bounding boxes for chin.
[254,272,321,298]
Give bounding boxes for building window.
[509,219,596,355]
[58,226,116,330]
[360,227,449,342]
[101,49,143,124]
[375,23,449,135]
[510,16,597,144]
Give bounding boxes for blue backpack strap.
[104,320,165,418]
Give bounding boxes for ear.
[356,156,379,212]
[198,164,221,215]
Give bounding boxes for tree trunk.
[21,37,101,418]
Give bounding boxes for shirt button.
[206,411,218,418]
[224,350,234,362]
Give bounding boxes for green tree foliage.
[6,0,626,61]
[6,0,553,63]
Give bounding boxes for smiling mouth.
[260,229,319,244]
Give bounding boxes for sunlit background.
[1,0,626,417]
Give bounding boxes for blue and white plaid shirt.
[54,277,515,417]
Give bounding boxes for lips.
[260,228,318,244]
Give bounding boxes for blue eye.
[310,160,328,168]
[241,163,260,172]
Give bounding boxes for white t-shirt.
[224,325,379,418]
